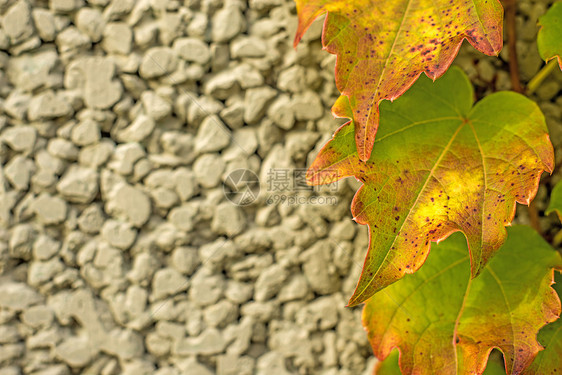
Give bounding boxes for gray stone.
[71,119,100,146]
[168,204,197,232]
[103,0,134,20]
[141,91,172,120]
[21,304,54,328]
[173,37,210,65]
[7,50,59,92]
[3,91,31,120]
[278,274,310,302]
[57,166,99,204]
[32,8,56,42]
[31,193,67,225]
[152,267,188,300]
[139,47,178,79]
[2,125,36,153]
[189,268,224,307]
[254,264,289,301]
[244,86,277,124]
[195,115,231,153]
[50,0,84,13]
[2,0,34,44]
[217,354,255,375]
[105,183,152,227]
[74,57,123,109]
[212,6,244,43]
[174,328,226,356]
[204,300,238,328]
[28,257,65,286]
[33,235,61,261]
[231,36,267,58]
[278,65,306,93]
[174,168,198,201]
[0,282,42,311]
[47,138,79,160]
[28,91,73,121]
[291,91,324,120]
[102,22,132,54]
[296,295,338,330]
[171,246,198,275]
[267,95,295,130]
[101,220,137,250]
[79,140,115,169]
[211,203,247,237]
[75,7,105,42]
[205,70,240,100]
[5,155,34,190]
[55,26,91,54]
[301,241,341,295]
[222,127,258,161]
[193,154,225,188]
[107,143,145,175]
[117,114,155,143]
[9,223,36,260]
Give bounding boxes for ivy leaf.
[524,272,562,374]
[294,0,503,160]
[537,1,562,69]
[546,180,562,221]
[307,67,554,306]
[376,349,509,374]
[362,226,562,375]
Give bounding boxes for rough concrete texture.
[0,0,561,374]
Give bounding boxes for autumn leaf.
[294,0,503,160]
[307,67,554,306]
[537,1,562,69]
[523,272,562,375]
[376,349,509,375]
[362,226,562,375]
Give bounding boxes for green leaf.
[362,226,562,375]
[307,67,554,306]
[524,272,562,374]
[294,0,503,160]
[546,180,562,221]
[537,1,562,70]
[376,349,508,374]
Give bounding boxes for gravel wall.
[0,0,561,375]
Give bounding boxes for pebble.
[211,202,247,236]
[195,115,231,153]
[101,219,137,250]
[105,182,152,227]
[31,193,67,225]
[243,85,277,124]
[139,47,178,79]
[56,165,99,204]
[211,6,244,43]
[173,37,210,65]
[75,7,105,42]
[2,0,34,44]
[102,22,132,54]
[2,125,37,153]
[151,267,188,300]
[193,153,225,188]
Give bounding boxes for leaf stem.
[527,59,558,94]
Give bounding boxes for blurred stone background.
[0,0,561,374]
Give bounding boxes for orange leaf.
[295,0,503,160]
